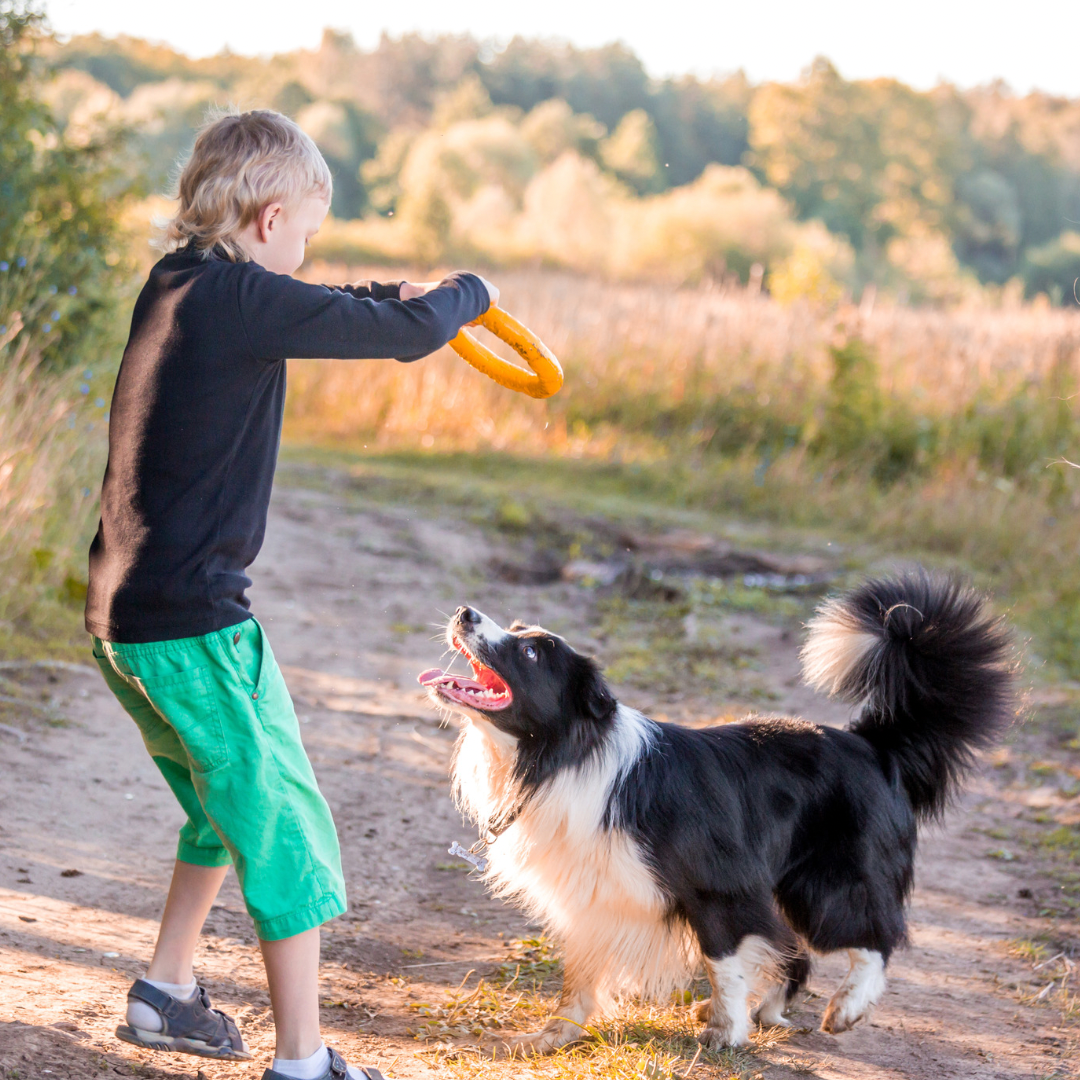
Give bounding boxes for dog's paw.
[821,990,876,1034]
[697,1021,750,1050]
[751,1003,792,1029]
[501,1026,577,1056]
[821,1000,864,1034]
[821,953,885,1034]
[751,988,792,1029]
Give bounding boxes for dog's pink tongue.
[417,668,445,685]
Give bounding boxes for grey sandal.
[115,978,251,1060]
[261,1047,384,1080]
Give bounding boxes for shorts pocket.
[228,619,266,698]
[138,666,229,774]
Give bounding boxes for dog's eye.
[522,644,538,661]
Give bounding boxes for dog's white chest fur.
[452,706,697,1004]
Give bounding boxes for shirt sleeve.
[236,268,489,362]
[327,280,402,302]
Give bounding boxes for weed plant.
[0,255,113,657]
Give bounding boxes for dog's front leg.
[503,974,596,1056]
[695,951,751,1049]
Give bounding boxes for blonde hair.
[161,108,333,261]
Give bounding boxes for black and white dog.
[419,572,1012,1053]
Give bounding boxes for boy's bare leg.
[260,927,323,1060]
[146,860,229,983]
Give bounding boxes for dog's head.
[419,606,616,742]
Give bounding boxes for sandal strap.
[324,1049,384,1080]
[259,1050,385,1080]
[127,980,245,1053]
[126,979,185,1017]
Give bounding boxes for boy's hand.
[399,280,439,301]
[472,275,499,316]
[399,275,500,322]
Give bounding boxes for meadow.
[9,255,1080,676]
[285,261,1080,678]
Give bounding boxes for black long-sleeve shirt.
[85,247,490,643]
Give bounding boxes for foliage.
[1,1,131,372]
[1022,231,1080,304]
[615,165,843,285]
[0,2,132,656]
[39,29,1080,302]
[749,58,958,288]
[599,109,662,194]
[335,134,846,286]
[0,319,109,657]
[294,98,381,217]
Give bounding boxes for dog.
[418,571,1013,1053]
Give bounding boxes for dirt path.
[1,475,1077,1080]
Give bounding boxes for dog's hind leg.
[751,945,811,1028]
[751,980,790,1029]
[821,949,886,1033]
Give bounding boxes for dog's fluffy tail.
[801,569,1014,819]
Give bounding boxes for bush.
[1022,231,1080,304]
[1,2,130,372]
[0,2,133,654]
[614,164,816,285]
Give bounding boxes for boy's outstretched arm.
[236,270,496,363]
[397,277,500,322]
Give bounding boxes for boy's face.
[246,193,330,276]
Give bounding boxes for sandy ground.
[1,476,1078,1080]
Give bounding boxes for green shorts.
[91,617,346,941]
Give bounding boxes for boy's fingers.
[472,275,499,320]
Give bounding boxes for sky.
[45,0,1080,97]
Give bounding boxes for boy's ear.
[257,202,284,242]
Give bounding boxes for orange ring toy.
[449,306,563,399]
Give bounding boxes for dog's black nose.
[456,605,482,625]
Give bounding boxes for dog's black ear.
[565,654,616,722]
[508,620,530,632]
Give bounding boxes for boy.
[85,109,496,1080]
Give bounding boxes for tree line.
[35,24,1080,301]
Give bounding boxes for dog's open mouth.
[418,637,513,711]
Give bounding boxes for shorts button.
[233,632,241,645]
[252,691,259,700]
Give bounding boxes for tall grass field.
[8,257,1080,674]
[287,264,1080,676]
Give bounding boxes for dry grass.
[402,937,805,1080]
[287,263,1080,459]
[284,264,1080,675]
[410,988,795,1080]
[0,351,107,656]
